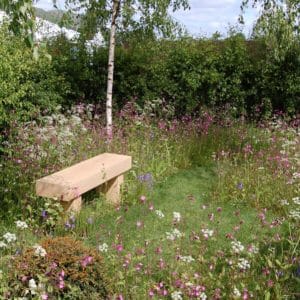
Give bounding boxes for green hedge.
[48,33,300,116]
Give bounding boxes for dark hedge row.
[49,33,300,117]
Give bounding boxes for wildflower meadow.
[1,0,300,298]
[0,103,299,299]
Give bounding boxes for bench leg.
[99,175,124,205]
[61,196,82,213]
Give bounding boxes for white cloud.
[172,0,260,36]
[35,0,260,37]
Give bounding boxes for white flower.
[171,291,182,300]
[280,199,289,206]
[166,228,183,241]
[173,212,181,223]
[200,292,207,300]
[15,220,28,230]
[179,255,195,263]
[292,197,300,205]
[237,258,250,270]
[201,228,214,239]
[289,209,300,220]
[0,241,7,248]
[155,210,165,218]
[70,115,82,125]
[233,287,241,297]
[3,232,17,243]
[98,243,108,253]
[33,244,47,257]
[28,278,37,295]
[292,172,300,179]
[231,240,244,254]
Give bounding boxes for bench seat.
[36,153,131,212]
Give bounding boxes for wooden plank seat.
[36,153,132,212]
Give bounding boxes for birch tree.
[66,0,190,137]
[240,0,299,60]
[106,0,120,138]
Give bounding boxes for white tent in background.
[34,17,80,41]
[0,10,103,48]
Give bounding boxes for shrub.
[0,24,70,145]
[48,32,300,117]
[6,236,111,299]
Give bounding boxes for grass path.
[73,165,280,266]
[66,166,286,298]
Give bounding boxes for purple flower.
[41,210,48,218]
[237,182,243,190]
[137,173,153,188]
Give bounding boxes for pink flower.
[233,226,240,231]
[262,268,270,276]
[149,290,155,297]
[155,247,162,254]
[41,293,48,300]
[136,220,144,228]
[116,244,123,252]
[149,203,154,211]
[158,258,165,269]
[267,280,274,287]
[116,294,124,300]
[140,195,146,204]
[242,289,249,300]
[226,233,234,239]
[81,256,93,267]
[135,263,143,271]
[58,279,65,289]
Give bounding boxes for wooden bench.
[36,153,132,212]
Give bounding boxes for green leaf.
[264,291,271,300]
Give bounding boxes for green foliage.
[0,25,70,142]
[74,0,190,41]
[48,31,299,116]
[0,0,35,46]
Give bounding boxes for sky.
[34,0,261,37]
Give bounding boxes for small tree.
[240,0,299,61]
[68,0,190,137]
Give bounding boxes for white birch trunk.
[106,0,120,139]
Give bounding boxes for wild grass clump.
[212,118,300,210]
[5,236,110,299]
